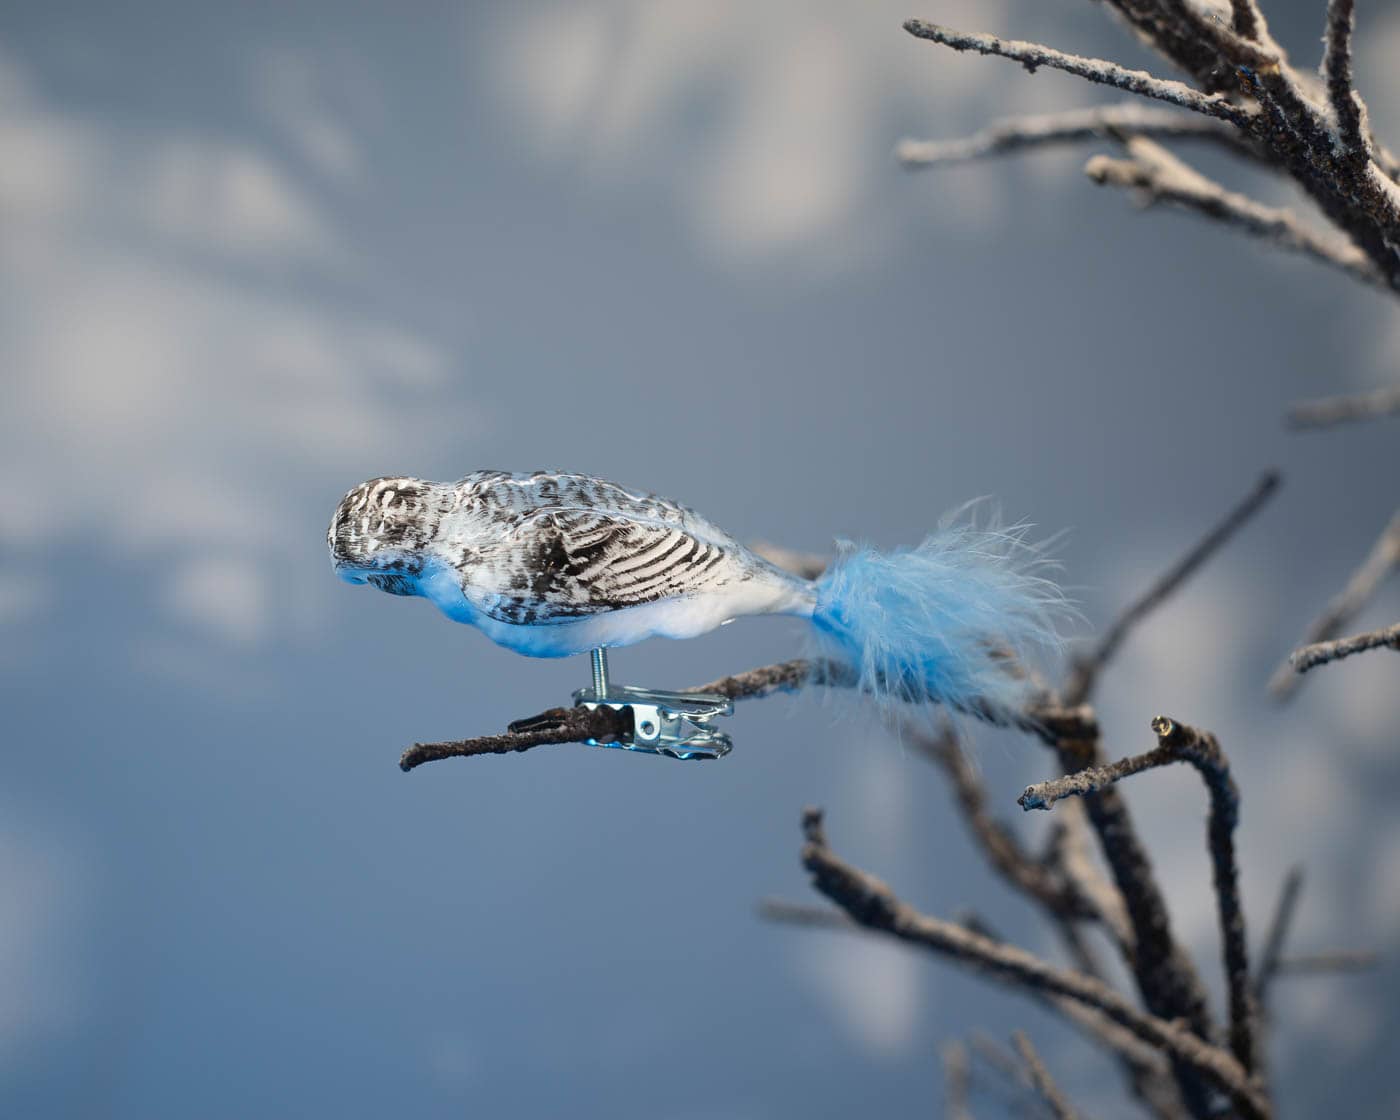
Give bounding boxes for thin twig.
[1065,470,1279,704]
[901,21,1252,125]
[1011,1032,1079,1120]
[912,726,1113,928]
[1038,806,1135,956]
[691,658,841,699]
[1323,0,1367,158]
[898,104,1252,168]
[1021,717,1258,1073]
[943,1041,974,1120]
[1270,510,1400,700]
[799,808,1270,1118]
[1084,138,1387,289]
[1289,621,1400,674]
[1254,867,1303,1010]
[399,705,630,771]
[1273,951,1379,975]
[1037,734,1216,1115]
[749,541,828,580]
[968,1033,1040,1113]
[1287,383,1400,429]
[757,898,857,932]
[1229,0,1268,42]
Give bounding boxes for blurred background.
[3,1,1399,1116]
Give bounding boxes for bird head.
[327,476,445,596]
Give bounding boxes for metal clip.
[572,649,733,760]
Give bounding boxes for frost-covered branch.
[898,104,1252,168]
[902,21,1252,124]
[901,1,1400,293]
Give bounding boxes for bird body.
[329,469,1067,718]
[328,471,815,658]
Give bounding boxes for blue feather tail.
[809,514,1069,722]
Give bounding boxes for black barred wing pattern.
[469,505,736,626]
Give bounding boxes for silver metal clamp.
[573,649,733,760]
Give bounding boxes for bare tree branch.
[1022,717,1258,1073]
[901,20,1253,124]
[1084,137,1386,288]
[799,808,1270,1118]
[1011,1031,1079,1120]
[898,104,1253,169]
[1287,383,1400,429]
[1065,470,1280,705]
[1270,510,1400,699]
[1289,621,1400,674]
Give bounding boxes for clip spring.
[573,649,733,760]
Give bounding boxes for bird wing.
[468,505,735,626]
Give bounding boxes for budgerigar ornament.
[328,470,1066,759]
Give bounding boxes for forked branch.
[799,808,1269,1118]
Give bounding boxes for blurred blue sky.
[3,1,1400,1117]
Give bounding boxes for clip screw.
[590,647,610,699]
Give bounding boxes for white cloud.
[164,555,269,645]
[0,48,462,657]
[142,138,336,259]
[794,932,922,1057]
[482,0,1013,264]
[0,59,334,264]
[254,49,370,185]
